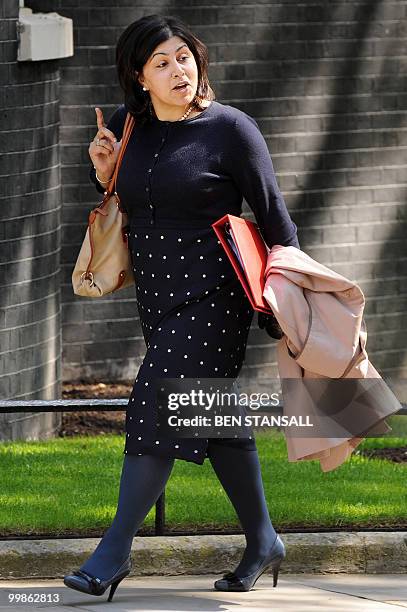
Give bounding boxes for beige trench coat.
[262,245,402,472]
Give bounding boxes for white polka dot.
[175,444,179,448]
[138,436,142,440]
[184,354,188,358]
[155,440,160,444]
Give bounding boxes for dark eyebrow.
[150,44,188,61]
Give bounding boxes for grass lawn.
[1,424,406,537]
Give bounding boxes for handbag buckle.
[80,271,94,287]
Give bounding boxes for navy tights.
[80,443,276,580]
[207,442,277,575]
[80,454,175,581]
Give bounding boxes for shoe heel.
[272,561,282,588]
[107,577,123,602]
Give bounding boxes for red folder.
[211,214,273,314]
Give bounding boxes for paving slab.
[0,574,405,611]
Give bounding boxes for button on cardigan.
[89,100,300,465]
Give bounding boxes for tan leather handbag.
[72,112,135,297]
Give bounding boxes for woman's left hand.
[257,311,283,339]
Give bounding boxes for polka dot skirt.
[124,222,256,464]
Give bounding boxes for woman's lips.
[173,84,190,93]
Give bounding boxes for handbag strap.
[106,111,135,195]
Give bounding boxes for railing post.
[155,490,166,535]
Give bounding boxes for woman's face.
[136,35,199,115]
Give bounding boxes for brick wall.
[9,1,407,393]
[0,0,62,435]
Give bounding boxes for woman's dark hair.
[116,14,216,126]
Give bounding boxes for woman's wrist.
[94,166,113,185]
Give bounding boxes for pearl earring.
[142,86,147,91]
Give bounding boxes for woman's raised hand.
[89,107,122,183]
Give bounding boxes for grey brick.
[1,0,405,403]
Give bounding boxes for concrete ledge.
[0,532,406,579]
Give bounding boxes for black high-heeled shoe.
[214,533,285,592]
[63,555,132,602]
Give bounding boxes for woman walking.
[64,13,299,602]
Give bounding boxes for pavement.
[0,532,405,610]
[0,574,406,611]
